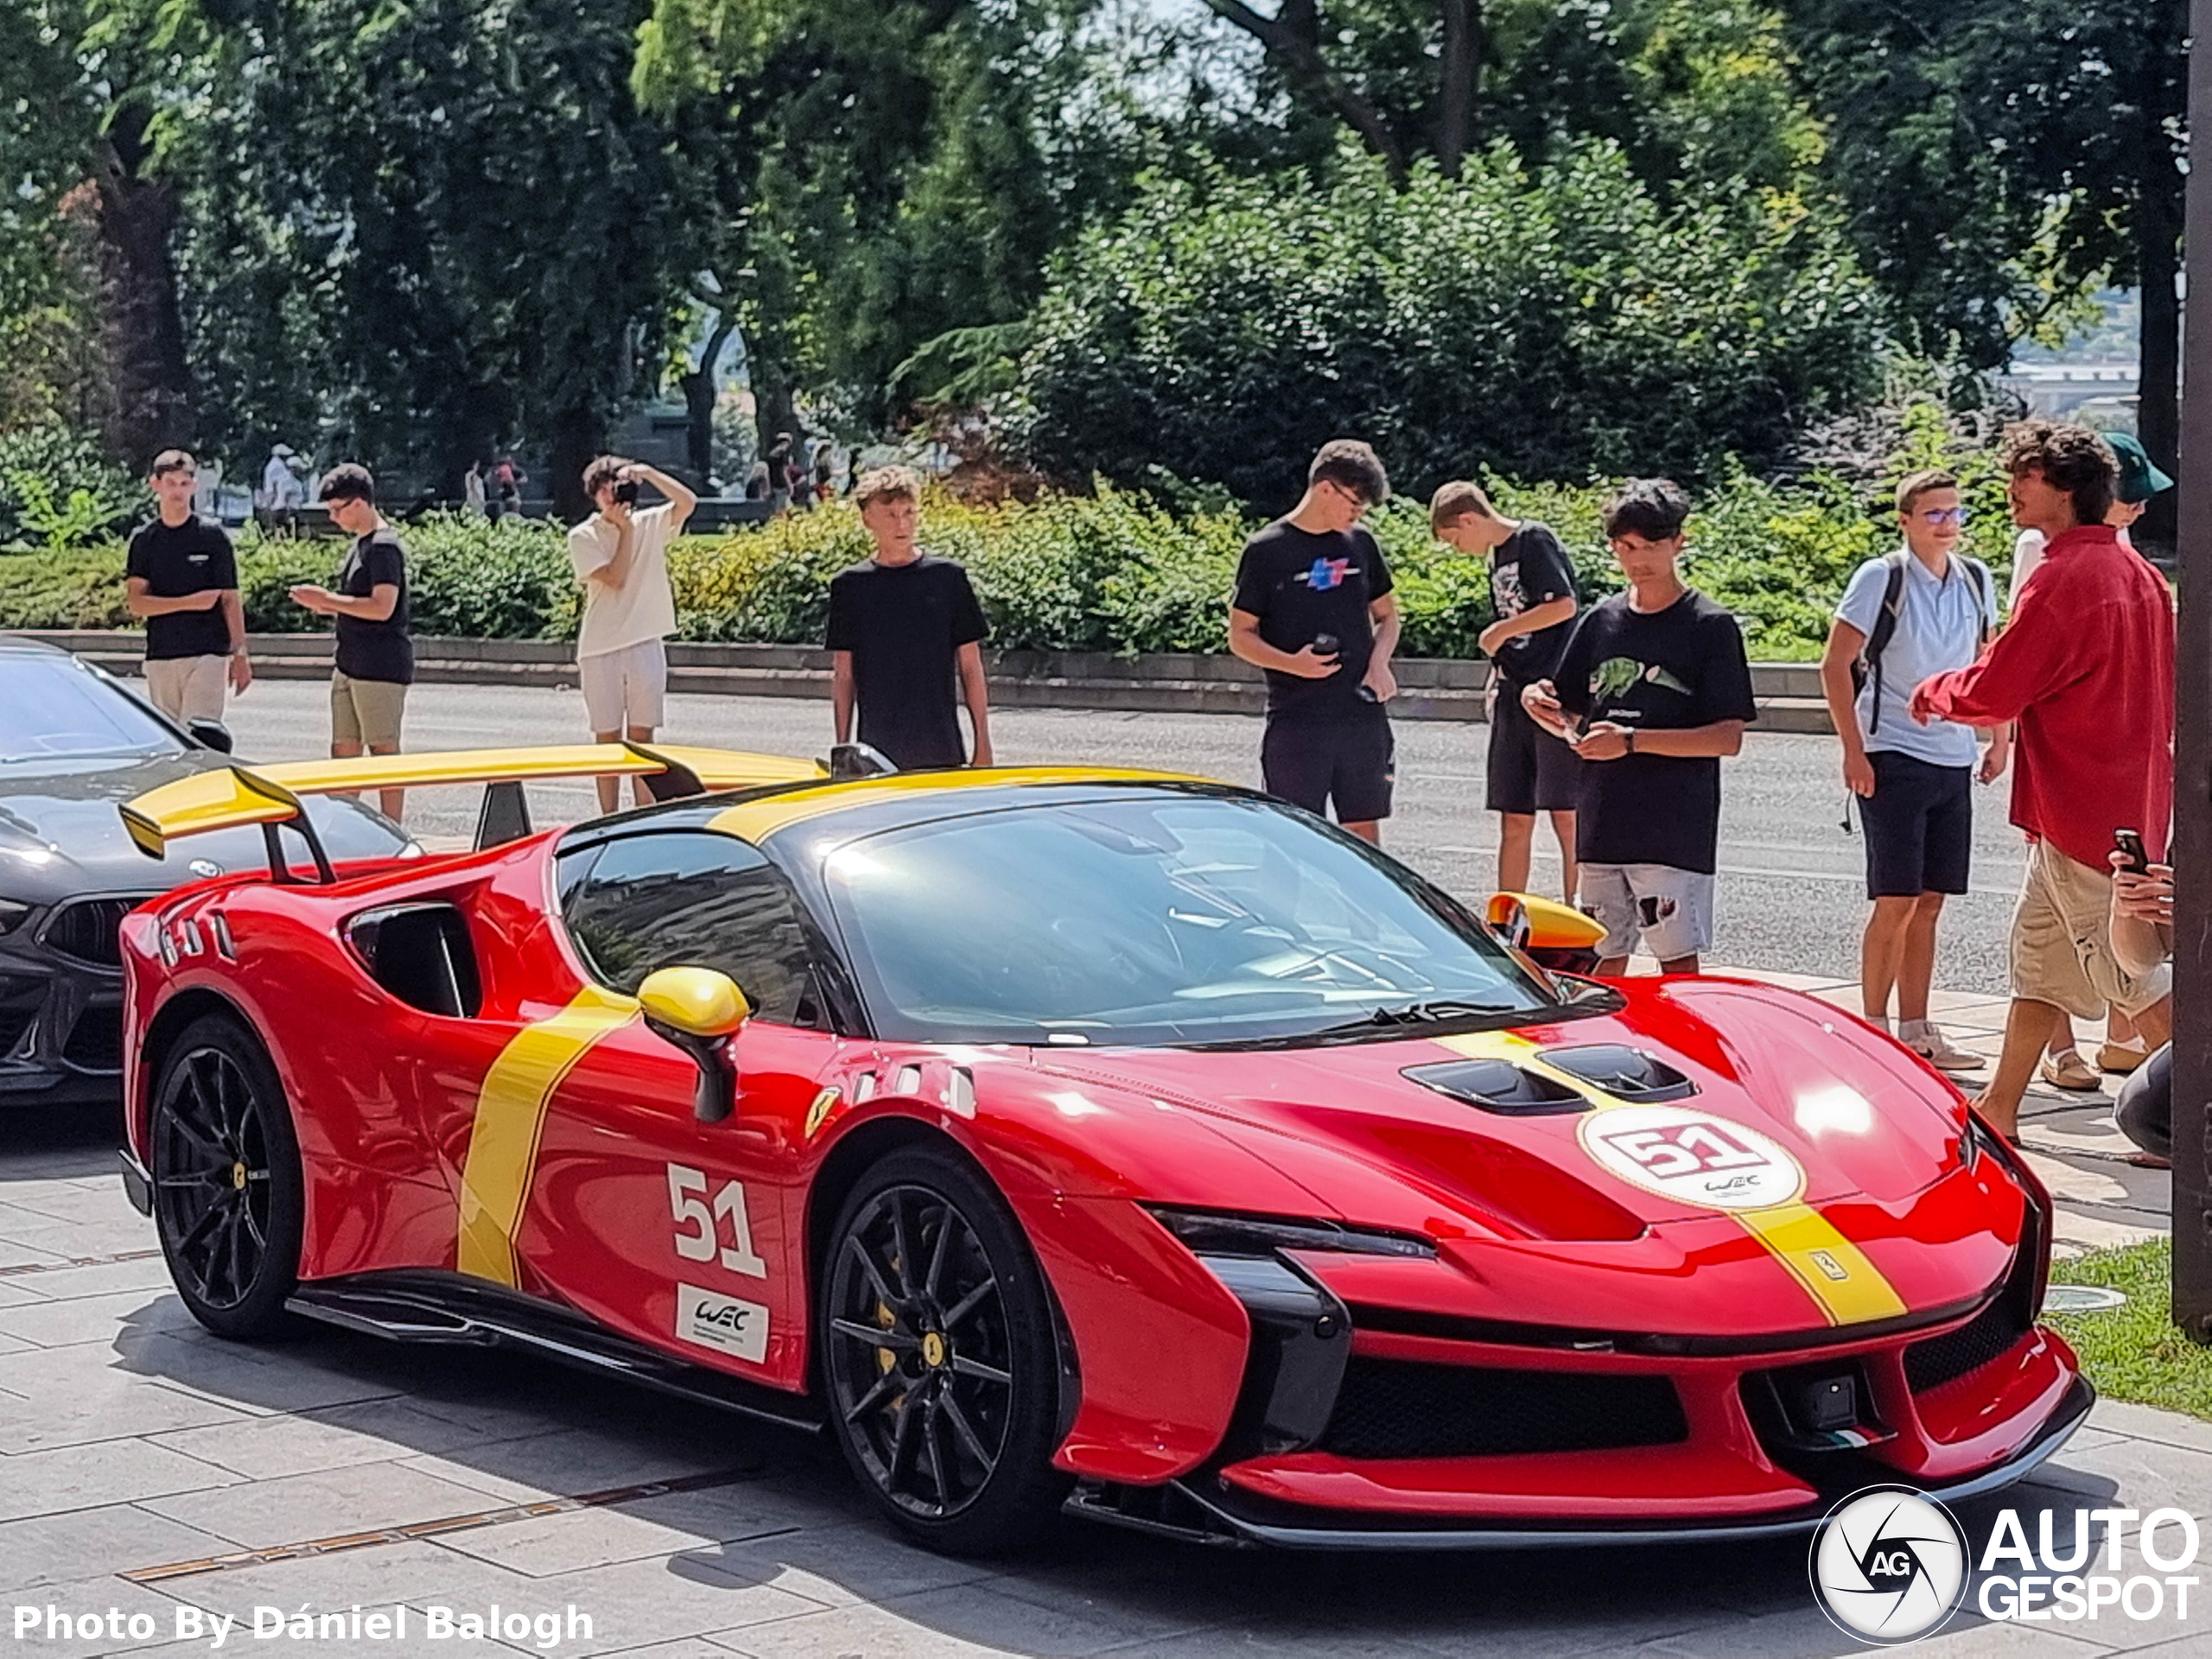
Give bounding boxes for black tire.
[818,1144,1071,1555]
[149,1014,304,1339]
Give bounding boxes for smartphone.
[2113,827,2149,875]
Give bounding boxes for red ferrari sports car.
[114,744,2087,1554]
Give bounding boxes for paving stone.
[0,1182,143,1227]
[0,1574,211,1659]
[0,1440,238,1525]
[429,1484,856,1580]
[0,1287,200,1348]
[510,1554,830,1656]
[403,1423,768,1506]
[695,1521,1002,1611]
[9,1255,178,1303]
[2083,1400,2212,1459]
[140,1461,530,1548]
[2012,1437,2212,1523]
[152,1537,548,1624]
[147,1395,531,1481]
[714,1602,1029,1658]
[1880,1624,2113,1656]
[0,1503,236,1593]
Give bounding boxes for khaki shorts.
[143,655,228,723]
[578,639,668,732]
[2010,841,2171,1018]
[330,671,407,749]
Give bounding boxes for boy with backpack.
[1816,469,2005,1071]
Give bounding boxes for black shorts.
[1859,751,1973,899]
[1262,709,1395,824]
[1486,681,1582,815]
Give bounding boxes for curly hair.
[317,462,375,504]
[854,466,921,510]
[1601,478,1692,543]
[2001,420,2116,524]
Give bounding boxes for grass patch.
[2048,1240,2212,1421]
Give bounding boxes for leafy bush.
[1010,143,1883,514]
[0,455,2027,663]
[0,427,146,549]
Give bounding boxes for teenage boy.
[2006,430,2175,1090]
[1431,480,1581,899]
[569,455,699,813]
[1909,420,2174,1142]
[124,450,251,722]
[289,465,412,823]
[1228,441,1401,844]
[827,467,994,769]
[1522,480,1755,975]
[1818,470,2005,1072]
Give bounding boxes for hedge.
[0,466,2022,663]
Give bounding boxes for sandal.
[2039,1049,2102,1092]
[2098,1040,2148,1076]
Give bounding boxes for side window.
[556,831,819,1026]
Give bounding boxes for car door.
[519,829,842,1394]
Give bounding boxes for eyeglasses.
[1916,508,1968,526]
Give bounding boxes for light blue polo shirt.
[1835,550,1998,767]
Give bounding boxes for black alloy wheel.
[821,1146,1070,1554]
[149,1014,303,1338]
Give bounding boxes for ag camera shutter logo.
[1810,1486,1968,1645]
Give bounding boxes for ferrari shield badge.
[1577,1103,1807,1211]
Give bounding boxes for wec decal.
[666,1164,767,1278]
[1578,1104,1806,1211]
[676,1282,769,1363]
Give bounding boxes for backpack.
[1851,550,1991,734]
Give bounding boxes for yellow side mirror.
[1487,892,1606,955]
[638,969,749,1122]
[638,966,751,1038]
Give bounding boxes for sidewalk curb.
[16,629,1837,733]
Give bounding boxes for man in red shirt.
[1910,421,2173,1139]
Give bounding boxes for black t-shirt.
[1487,521,1580,687]
[825,553,988,768]
[125,516,238,661]
[1551,589,1757,874]
[334,529,413,684]
[1231,521,1395,721]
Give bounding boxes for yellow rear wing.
[120,741,829,866]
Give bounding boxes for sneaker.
[1903,1028,1986,1073]
[2038,1048,2102,1092]
[2098,1039,2148,1076]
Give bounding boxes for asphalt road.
[211,679,2026,995]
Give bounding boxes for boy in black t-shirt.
[1229,440,1402,843]
[826,467,992,769]
[289,465,413,823]
[124,449,251,723]
[1523,480,1756,975]
[1431,480,1581,902]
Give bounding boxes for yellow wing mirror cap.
[1487,892,1606,954]
[638,967,751,1039]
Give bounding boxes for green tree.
[188,0,702,518]
[1782,3,2187,534]
[1012,142,1881,509]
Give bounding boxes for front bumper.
[1072,1373,2093,1548]
[0,903,143,1107]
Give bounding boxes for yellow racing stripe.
[705,766,1206,844]
[1430,1030,1906,1325]
[455,986,638,1286]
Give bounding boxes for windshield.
[0,654,182,762]
[819,793,1562,1047]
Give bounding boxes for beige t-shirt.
[569,503,677,658]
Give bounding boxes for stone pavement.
[0,976,2200,1658]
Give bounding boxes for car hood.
[0,750,407,904]
[1031,978,1971,1243]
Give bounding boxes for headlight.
[0,899,31,938]
[1146,1205,1435,1259]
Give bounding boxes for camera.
[613,479,640,506]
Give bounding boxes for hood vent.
[1541,1045,1696,1103]
[1401,1058,1586,1116]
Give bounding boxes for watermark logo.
[1810,1487,1969,1645]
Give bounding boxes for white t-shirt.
[569,503,678,658]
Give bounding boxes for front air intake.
[1319,1357,1688,1459]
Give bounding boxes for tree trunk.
[1201,0,1410,183]
[1438,0,1482,178]
[92,110,191,467]
[550,405,604,525]
[2135,201,2182,561]
[679,314,737,486]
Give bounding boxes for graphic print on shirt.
[1300,556,1355,592]
[1492,562,1528,619]
[1591,657,1694,703]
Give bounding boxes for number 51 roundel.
[1577,1104,1807,1211]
